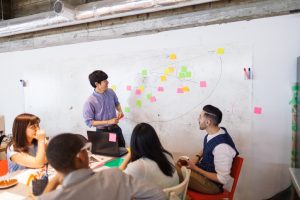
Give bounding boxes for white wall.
[1,13,300,199]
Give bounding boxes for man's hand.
[117,111,124,120]
[107,118,119,125]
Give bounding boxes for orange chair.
[0,160,8,176]
[187,156,244,200]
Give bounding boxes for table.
[0,154,115,200]
[289,168,300,197]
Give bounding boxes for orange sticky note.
[254,107,262,114]
[109,133,117,142]
[200,81,207,88]
[182,86,190,92]
[170,53,177,60]
[160,76,167,81]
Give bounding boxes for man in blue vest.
[178,105,239,194]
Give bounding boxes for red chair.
[0,160,8,176]
[187,156,244,200]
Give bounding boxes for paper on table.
[0,192,26,200]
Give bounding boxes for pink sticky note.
[177,88,183,93]
[150,96,156,102]
[158,86,164,92]
[254,107,262,114]
[126,85,132,91]
[200,81,207,88]
[109,133,117,142]
[135,89,141,95]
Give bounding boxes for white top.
[206,128,237,190]
[124,153,179,189]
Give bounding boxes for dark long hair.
[130,123,175,177]
[12,113,40,152]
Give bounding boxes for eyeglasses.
[81,142,92,152]
[76,142,92,158]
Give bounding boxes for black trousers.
[96,124,126,147]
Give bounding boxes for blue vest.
[196,127,239,173]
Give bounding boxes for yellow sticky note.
[111,85,117,91]
[164,69,169,75]
[160,76,167,81]
[169,53,177,60]
[183,86,190,92]
[139,85,145,92]
[217,48,224,55]
[168,67,174,73]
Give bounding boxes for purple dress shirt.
[83,89,120,129]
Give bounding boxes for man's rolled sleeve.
[83,102,94,128]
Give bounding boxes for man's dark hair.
[203,105,222,126]
[88,70,108,88]
[46,133,84,173]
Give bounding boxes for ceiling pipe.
[0,0,218,38]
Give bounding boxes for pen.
[244,68,249,80]
[248,68,251,79]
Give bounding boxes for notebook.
[87,131,128,157]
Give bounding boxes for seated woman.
[7,113,47,173]
[120,123,179,189]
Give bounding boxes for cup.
[32,177,48,196]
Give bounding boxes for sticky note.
[136,100,142,107]
[170,53,177,60]
[254,107,262,114]
[217,48,224,55]
[150,96,156,102]
[177,88,184,93]
[186,71,192,78]
[104,158,124,168]
[109,133,117,142]
[139,85,145,92]
[164,69,169,75]
[126,85,131,91]
[168,67,174,73]
[111,85,117,91]
[146,93,152,100]
[181,66,187,72]
[200,81,207,88]
[292,85,299,91]
[183,86,190,92]
[158,86,164,92]
[142,69,148,76]
[179,73,185,79]
[124,107,130,113]
[135,89,142,95]
[160,76,167,81]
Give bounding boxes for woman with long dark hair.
[7,113,47,172]
[120,123,179,188]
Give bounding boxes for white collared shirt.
[206,128,237,190]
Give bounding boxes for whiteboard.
[22,43,252,153]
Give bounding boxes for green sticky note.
[124,107,130,113]
[179,72,185,79]
[146,93,152,100]
[292,85,299,91]
[289,98,297,106]
[142,69,148,76]
[186,71,192,78]
[181,66,187,72]
[292,125,298,131]
[104,158,124,168]
[136,100,142,107]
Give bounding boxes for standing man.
[177,105,239,194]
[83,70,125,147]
